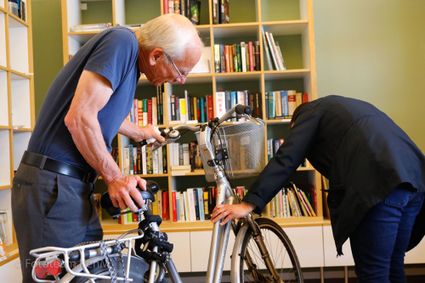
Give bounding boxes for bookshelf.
[0,0,34,265]
[60,0,321,231]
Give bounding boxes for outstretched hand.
[211,202,255,225]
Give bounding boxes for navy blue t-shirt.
[28,27,140,171]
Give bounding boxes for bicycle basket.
[198,117,265,182]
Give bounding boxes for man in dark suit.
[212,95,425,282]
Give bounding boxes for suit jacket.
[243,95,425,254]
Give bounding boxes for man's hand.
[119,120,165,144]
[138,124,165,144]
[107,175,147,212]
[211,202,255,225]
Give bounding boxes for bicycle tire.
[234,217,303,283]
[71,254,148,283]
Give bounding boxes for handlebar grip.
[100,181,160,218]
[235,104,252,115]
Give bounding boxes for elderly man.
[12,14,202,282]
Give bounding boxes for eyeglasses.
[163,52,187,82]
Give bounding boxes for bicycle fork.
[147,222,182,283]
[246,217,281,282]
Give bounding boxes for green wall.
[314,0,425,149]
[32,0,63,116]
[32,0,425,149]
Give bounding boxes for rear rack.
[30,229,143,282]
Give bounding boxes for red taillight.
[34,259,62,279]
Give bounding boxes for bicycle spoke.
[238,218,303,283]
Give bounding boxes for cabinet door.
[323,225,354,266]
[405,237,425,264]
[166,231,191,272]
[0,258,22,283]
[285,226,324,267]
[190,230,235,272]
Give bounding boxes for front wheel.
[232,217,303,283]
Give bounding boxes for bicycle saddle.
[101,181,160,218]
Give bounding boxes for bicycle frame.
[196,126,238,283]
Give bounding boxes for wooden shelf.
[213,22,259,38]
[215,71,261,82]
[0,243,19,267]
[9,69,32,80]
[8,13,28,27]
[264,69,310,80]
[266,118,291,125]
[262,20,308,35]
[12,127,33,132]
[0,185,11,190]
[272,216,324,227]
[102,218,214,234]
[134,173,168,178]
[0,0,33,262]
[171,170,205,177]
[60,0,321,239]
[102,217,327,235]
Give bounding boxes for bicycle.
[30,105,303,283]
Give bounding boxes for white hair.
[138,14,203,60]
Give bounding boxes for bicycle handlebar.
[217,104,251,124]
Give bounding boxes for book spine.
[172,192,177,222]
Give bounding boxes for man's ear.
[149,48,164,66]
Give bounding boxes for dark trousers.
[350,185,425,283]
[11,163,103,283]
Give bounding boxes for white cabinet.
[166,231,191,272]
[190,230,235,272]
[0,258,22,283]
[285,226,324,267]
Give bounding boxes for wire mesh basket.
[198,118,265,182]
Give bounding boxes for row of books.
[169,142,203,175]
[128,94,165,126]
[170,185,245,222]
[212,0,230,24]
[163,0,202,25]
[122,144,168,175]
[111,185,249,224]
[262,29,286,71]
[169,92,214,123]
[216,90,262,118]
[266,90,309,119]
[214,42,261,73]
[267,138,309,168]
[8,0,26,21]
[270,184,317,218]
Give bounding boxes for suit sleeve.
[243,104,321,213]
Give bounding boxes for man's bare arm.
[64,70,120,183]
[64,70,144,211]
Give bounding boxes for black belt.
[22,151,98,183]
